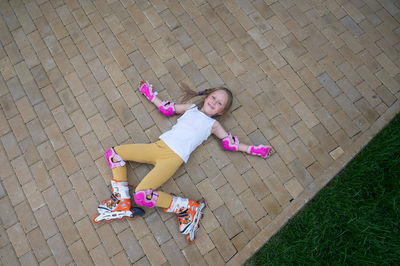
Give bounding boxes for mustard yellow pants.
[112,140,183,208]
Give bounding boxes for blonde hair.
[179,82,233,114]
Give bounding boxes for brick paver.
[0,0,399,265]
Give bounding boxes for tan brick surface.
[26,228,51,263]
[14,201,37,233]
[75,217,100,251]
[7,223,31,257]
[89,244,112,266]
[1,1,399,265]
[3,175,25,206]
[97,223,123,257]
[69,240,94,266]
[139,234,167,265]
[161,239,188,265]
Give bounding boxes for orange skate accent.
[177,199,200,233]
[100,194,132,212]
[98,180,132,213]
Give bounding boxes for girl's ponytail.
[179,83,216,102]
[179,82,199,103]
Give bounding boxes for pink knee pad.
[106,147,126,169]
[134,189,159,208]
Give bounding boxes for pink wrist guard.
[134,189,159,208]
[247,145,271,158]
[221,133,240,151]
[139,81,157,102]
[158,101,176,116]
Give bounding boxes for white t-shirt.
[160,105,216,163]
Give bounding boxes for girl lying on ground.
[94,81,273,241]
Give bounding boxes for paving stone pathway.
[0,0,399,265]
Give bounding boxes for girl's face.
[201,90,229,117]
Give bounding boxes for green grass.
[247,114,400,266]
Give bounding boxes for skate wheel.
[198,198,206,203]
[197,199,206,208]
[130,207,145,218]
[92,214,101,225]
[186,234,195,244]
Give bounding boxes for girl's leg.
[114,143,163,164]
[111,166,127,182]
[111,142,162,182]
[102,142,166,213]
[100,141,179,217]
[111,140,182,208]
[134,160,204,237]
[135,157,183,208]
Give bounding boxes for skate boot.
[165,196,206,243]
[92,180,144,224]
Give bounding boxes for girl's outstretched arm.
[139,80,192,115]
[152,97,193,115]
[211,121,273,158]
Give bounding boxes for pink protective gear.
[134,189,159,208]
[139,81,158,102]
[106,147,126,168]
[221,133,240,152]
[158,101,176,116]
[247,145,272,158]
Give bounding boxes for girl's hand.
[247,145,273,158]
[139,80,157,102]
